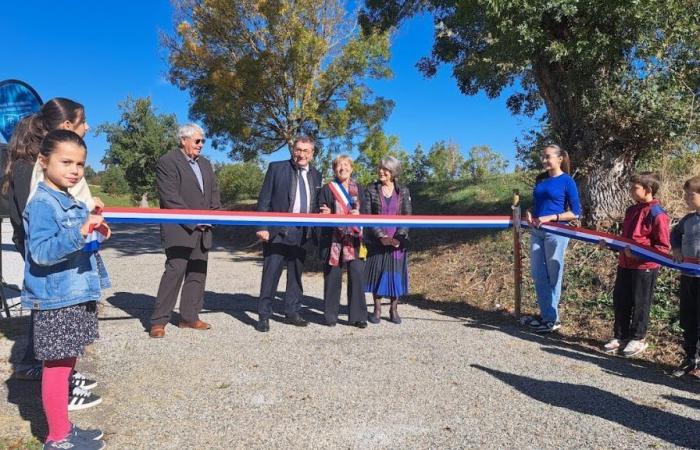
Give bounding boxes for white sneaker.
[622,339,648,357]
[603,339,621,353]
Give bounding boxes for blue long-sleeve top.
[532,173,582,219]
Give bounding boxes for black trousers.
[258,242,306,320]
[679,275,700,358]
[612,267,657,340]
[151,232,209,326]
[324,259,368,324]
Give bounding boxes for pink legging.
[42,357,76,442]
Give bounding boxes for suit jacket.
[256,159,322,245]
[157,149,221,250]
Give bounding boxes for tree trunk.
[577,152,633,227]
[139,193,150,208]
[533,58,632,227]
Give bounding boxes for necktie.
[298,170,308,213]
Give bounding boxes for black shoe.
[326,320,337,327]
[286,315,309,327]
[368,314,380,324]
[255,319,270,332]
[352,321,367,329]
[389,311,402,324]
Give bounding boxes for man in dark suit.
[149,124,221,338]
[255,135,322,332]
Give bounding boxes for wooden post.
[512,189,522,319]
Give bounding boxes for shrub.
[217,162,264,205]
[100,165,130,195]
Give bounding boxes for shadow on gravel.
[403,294,700,397]
[103,292,158,332]
[102,224,164,256]
[662,394,700,409]
[103,290,329,330]
[0,317,46,440]
[472,364,700,449]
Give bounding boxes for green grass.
[88,185,134,207]
[410,173,532,215]
[0,438,42,450]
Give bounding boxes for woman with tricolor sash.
[362,156,412,325]
[317,155,369,328]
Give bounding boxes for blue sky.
[3,1,538,170]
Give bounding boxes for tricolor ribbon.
[101,207,700,274]
[102,207,511,229]
[82,223,109,253]
[528,222,700,275]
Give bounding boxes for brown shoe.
[178,320,211,330]
[149,324,166,338]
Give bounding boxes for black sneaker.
[285,315,309,327]
[255,319,270,332]
[534,321,561,334]
[13,365,42,381]
[68,386,102,411]
[70,423,104,441]
[70,371,97,390]
[44,436,105,450]
[671,358,698,378]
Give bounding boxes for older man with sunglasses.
[149,123,221,338]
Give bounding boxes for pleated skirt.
[363,248,409,297]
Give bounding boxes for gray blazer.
[156,149,221,249]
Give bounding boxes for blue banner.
[0,79,43,143]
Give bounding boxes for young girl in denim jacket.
[21,130,110,450]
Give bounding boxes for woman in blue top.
[525,144,581,333]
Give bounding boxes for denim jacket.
[21,182,110,310]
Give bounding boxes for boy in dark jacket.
[670,175,700,380]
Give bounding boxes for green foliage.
[96,97,178,202]
[88,183,134,207]
[217,162,265,205]
[362,0,700,221]
[411,172,531,214]
[353,130,411,185]
[463,145,509,182]
[427,141,463,181]
[99,166,130,196]
[83,165,97,183]
[410,144,430,184]
[166,0,394,159]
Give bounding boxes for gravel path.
[2,224,700,449]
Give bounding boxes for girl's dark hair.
[536,144,572,182]
[40,130,87,158]
[2,98,85,193]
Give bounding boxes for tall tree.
[354,129,410,184]
[166,0,394,160]
[96,97,178,203]
[410,144,430,183]
[361,0,699,223]
[427,140,464,181]
[463,145,508,182]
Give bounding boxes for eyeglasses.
[293,148,312,154]
[188,137,206,145]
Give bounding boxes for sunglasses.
[190,138,206,145]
